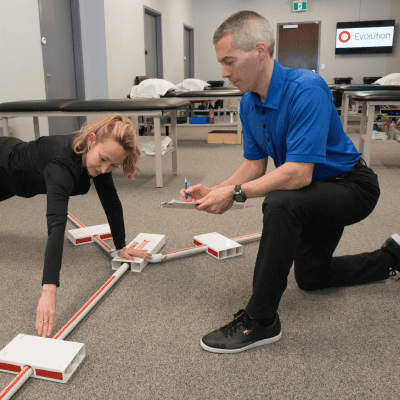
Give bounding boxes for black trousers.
[245,162,391,320]
[0,167,16,202]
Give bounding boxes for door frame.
[183,24,194,78]
[144,6,163,79]
[38,0,85,100]
[276,21,321,73]
[70,0,85,101]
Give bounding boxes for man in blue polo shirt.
[180,11,400,354]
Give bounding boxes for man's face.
[215,34,262,93]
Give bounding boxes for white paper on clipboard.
[159,200,249,210]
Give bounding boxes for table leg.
[0,118,10,137]
[362,103,374,165]
[342,93,349,132]
[154,116,163,188]
[170,110,178,175]
[33,117,40,139]
[358,101,367,155]
[131,115,139,132]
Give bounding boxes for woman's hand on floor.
[36,284,57,337]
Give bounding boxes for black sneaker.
[200,310,281,354]
[382,233,400,275]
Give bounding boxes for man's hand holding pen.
[180,183,234,214]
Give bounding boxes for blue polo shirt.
[240,60,361,180]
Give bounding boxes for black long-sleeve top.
[0,135,126,286]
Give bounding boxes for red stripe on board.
[0,366,31,400]
[35,369,63,381]
[0,362,21,373]
[208,248,218,258]
[53,275,116,339]
[100,233,112,240]
[193,240,202,246]
[76,237,92,244]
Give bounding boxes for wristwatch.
[233,184,247,202]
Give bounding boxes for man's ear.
[254,41,268,58]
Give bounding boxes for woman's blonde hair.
[73,114,141,178]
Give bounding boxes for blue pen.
[185,178,189,200]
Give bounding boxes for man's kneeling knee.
[296,280,323,292]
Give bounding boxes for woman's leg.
[0,167,16,202]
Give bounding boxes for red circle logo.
[339,31,351,43]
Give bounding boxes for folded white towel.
[137,136,172,156]
[176,78,210,92]
[374,73,400,85]
[372,131,387,140]
[130,79,178,98]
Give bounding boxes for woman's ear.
[87,132,96,147]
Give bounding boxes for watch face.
[233,184,246,202]
[234,192,244,202]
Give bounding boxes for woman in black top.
[0,114,151,337]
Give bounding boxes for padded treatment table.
[331,84,400,133]
[348,91,400,165]
[0,99,78,139]
[164,89,244,144]
[0,98,190,187]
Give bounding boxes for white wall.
[1,0,398,140]
[80,0,109,100]
[193,0,400,85]
[0,0,48,140]
[104,0,195,98]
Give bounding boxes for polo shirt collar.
[249,60,286,110]
[263,60,285,109]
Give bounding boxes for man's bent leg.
[246,171,380,320]
[294,226,392,291]
[245,190,303,320]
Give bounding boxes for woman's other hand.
[119,247,152,261]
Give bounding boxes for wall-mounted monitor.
[336,20,395,54]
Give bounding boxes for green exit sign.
[294,2,307,11]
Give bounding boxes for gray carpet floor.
[1,124,400,399]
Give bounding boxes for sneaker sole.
[200,332,282,354]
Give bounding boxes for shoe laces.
[389,266,400,279]
[219,309,254,338]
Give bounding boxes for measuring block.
[193,232,243,259]
[68,224,112,245]
[0,334,85,383]
[111,233,166,272]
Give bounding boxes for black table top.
[0,99,78,112]
[0,98,191,113]
[163,89,244,98]
[348,91,400,101]
[61,98,191,112]
[329,84,400,92]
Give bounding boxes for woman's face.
[84,133,127,177]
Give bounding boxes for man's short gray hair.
[213,11,275,57]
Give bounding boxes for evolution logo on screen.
[336,26,394,48]
[335,20,395,54]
